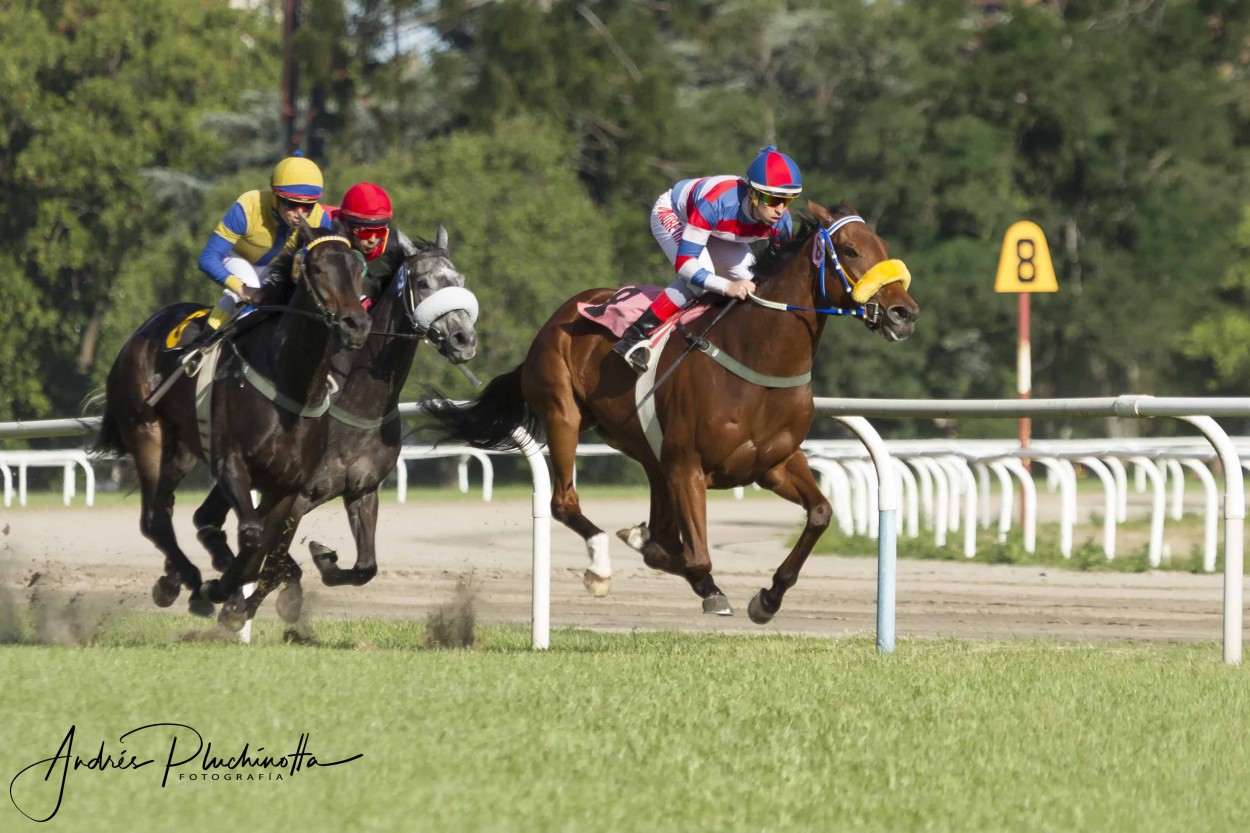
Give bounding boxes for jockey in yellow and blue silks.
[196,154,334,329]
[613,145,802,373]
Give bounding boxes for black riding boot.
[612,308,665,373]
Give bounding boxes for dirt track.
[0,489,1244,644]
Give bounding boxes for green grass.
[1,614,1249,832]
[807,519,1236,574]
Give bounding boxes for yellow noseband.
[851,259,911,304]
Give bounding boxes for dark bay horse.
[188,227,479,622]
[422,200,918,622]
[96,224,370,622]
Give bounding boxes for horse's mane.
[404,235,444,257]
[751,212,818,282]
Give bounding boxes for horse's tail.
[88,389,127,459]
[419,365,539,450]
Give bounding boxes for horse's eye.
[841,247,859,259]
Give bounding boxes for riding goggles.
[349,223,389,241]
[276,195,316,210]
[753,190,795,208]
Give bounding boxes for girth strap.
[677,325,811,389]
[327,404,401,430]
[231,344,334,418]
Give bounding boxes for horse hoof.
[615,523,650,553]
[188,595,216,618]
[748,590,775,625]
[201,579,229,604]
[276,583,304,624]
[310,542,338,573]
[582,570,612,598]
[702,594,733,616]
[152,576,181,608]
[217,602,248,632]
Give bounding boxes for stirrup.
[621,342,651,373]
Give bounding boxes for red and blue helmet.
[745,145,802,197]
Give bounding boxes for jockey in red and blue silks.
[613,145,802,373]
[195,154,334,331]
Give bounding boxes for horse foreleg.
[749,452,832,625]
[311,491,380,587]
[253,550,304,624]
[201,458,261,605]
[218,492,303,631]
[192,484,234,573]
[658,459,731,615]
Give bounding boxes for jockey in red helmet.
[613,145,802,373]
[326,182,419,304]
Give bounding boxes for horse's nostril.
[889,305,915,325]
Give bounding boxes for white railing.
[5,394,1249,663]
[813,396,1248,665]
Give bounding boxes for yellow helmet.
[271,155,324,203]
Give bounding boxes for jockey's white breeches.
[215,256,270,317]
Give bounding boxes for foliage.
[8,0,1250,439]
[0,0,280,419]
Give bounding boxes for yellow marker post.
[995,221,1059,470]
[995,221,1058,294]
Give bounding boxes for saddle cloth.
[165,309,210,350]
[578,285,714,462]
[577,285,706,343]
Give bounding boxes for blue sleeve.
[197,233,236,285]
[317,211,333,230]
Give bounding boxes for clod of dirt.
[425,575,479,649]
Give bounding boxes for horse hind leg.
[192,484,235,573]
[311,491,380,588]
[131,423,213,617]
[542,407,612,597]
[748,452,832,625]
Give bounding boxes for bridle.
[282,234,362,330]
[748,215,910,329]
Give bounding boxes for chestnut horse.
[96,224,370,624]
[422,201,918,622]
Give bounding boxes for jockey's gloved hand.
[724,280,756,300]
[237,285,265,307]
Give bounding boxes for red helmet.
[339,182,393,225]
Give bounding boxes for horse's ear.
[808,200,833,224]
[436,224,449,252]
[836,199,856,216]
[296,217,316,247]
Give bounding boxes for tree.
[0,0,280,419]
